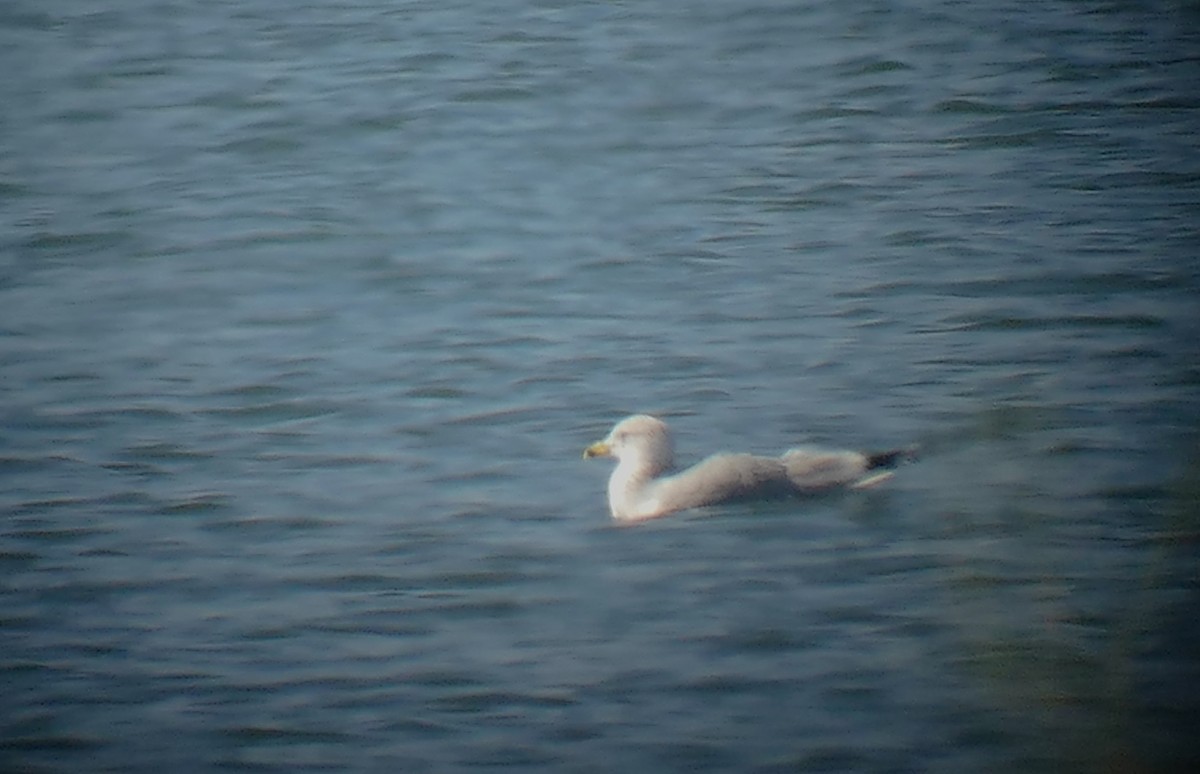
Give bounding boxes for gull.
[583,414,913,522]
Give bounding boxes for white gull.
[583,414,913,522]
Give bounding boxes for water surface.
[2,1,1199,771]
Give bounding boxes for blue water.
[3,1,1199,771]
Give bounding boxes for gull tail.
[865,445,920,471]
[848,446,918,490]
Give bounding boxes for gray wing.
[647,454,795,513]
[780,447,870,490]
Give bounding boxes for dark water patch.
[648,740,740,771]
[429,465,516,487]
[1071,168,1200,191]
[5,486,160,521]
[926,268,1180,298]
[0,613,42,631]
[216,134,304,156]
[7,494,98,513]
[946,563,1052,593]
[822,680,885,703]
[108,58,174,80]
[201,227,342,256]
[299,572,405,593]
[19,409,112,432]
[956,636,1108,703]
[200,399,343,425]
[843,82,910,101]
[0,4,55,29]
[220,725,358,744]
[404,593,524,619]
[59,639,127,658]
[101,404,186,423]
[404,384,469,400]
[772,181,867,211]
[0,456,75,476]
[837,56,913,77]
[123,441,210,462]
[793,105,881,122]
[0,549,40,564]
[779,746,870,773]
[676,671,788,697]
[947,127,1074,150]
[76,547,130,561]
[428,687,575,715]
[1098,484,1168,504]
[1126,95,1200,111]
[189,86,286,113]
[255,450,399,469]
[208,383,291,400]
[939,312,1165,333]
[201,513,334,533]
[381,715,458,739]
[453,86,537,104]
[41,370,103,384]
[458,742,561,768]
[29,576,171,604]
[0,734,105,753]
[0,661,59,682]
[719,181,789,202]
[427,689,518,714]
[242,624,305,641]
[933,98,1010,115]
[883,227,961,247]
[590,668,672,699]
[163,492,233,514]
[99,459,169,479]
[1140,528,1200,546]
[350,112,414,133]
[430,567,543,590]
[406,668,481,689]
[1042,438,1104,456]
[238,307,341,331]
[22,229,129,255]
[442,405,543,428]
[5,524,113,543]
[1095,344,1163,362]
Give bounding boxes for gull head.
[583,414,675,477]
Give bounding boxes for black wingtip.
[865,445,919,471]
